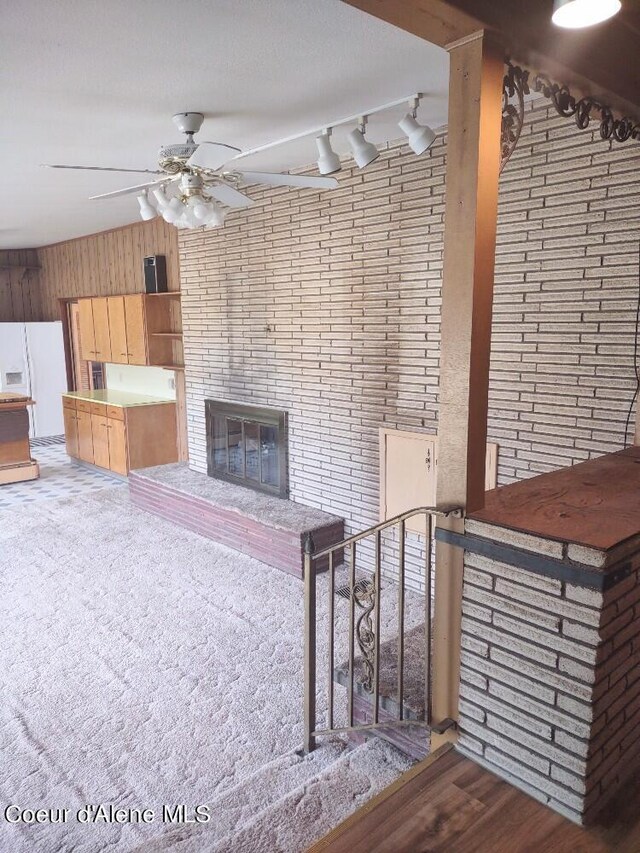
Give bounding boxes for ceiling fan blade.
[89,178,171,200]
[186,142,242,172]
[43,164,162,174]
[203,183,254,208]
[236,171,338,189]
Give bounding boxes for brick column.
[454,518,640,824]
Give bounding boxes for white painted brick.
[464,519,565,559]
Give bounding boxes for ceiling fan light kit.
[44,96,437,231]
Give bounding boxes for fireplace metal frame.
[205,399,289,499]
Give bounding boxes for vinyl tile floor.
[0,440,124,508]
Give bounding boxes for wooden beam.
[341,0,482,48]
[342,0,640,117]
[431,29,504,743]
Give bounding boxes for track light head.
[347,126,379,169]
[315,131,341,175]
[398,114,436,155]
[552,0,621,28]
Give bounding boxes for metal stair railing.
[302,504,462,753]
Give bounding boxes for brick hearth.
[129,463,344,578]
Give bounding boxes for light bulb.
[136,194,156,221]
[205,204,226,228]
[552,0,621,28]
[193,201,213,221]
[152,188,169,210]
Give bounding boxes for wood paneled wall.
[0,249,42,322]
[36,218,179,321]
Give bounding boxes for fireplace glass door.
[206,401,288,498]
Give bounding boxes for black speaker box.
[144,255,168,294]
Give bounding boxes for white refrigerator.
[0,322,68,438]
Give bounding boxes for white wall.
[105,363,176,399]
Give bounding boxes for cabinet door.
[63,407,79,458]
[91,414,110,469]
[124,295,148,364]
[77,300,96,361]
[107,297,128,364]
[92,298,112,362]
[107,418,128,475]
[76,410,94,463]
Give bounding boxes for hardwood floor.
[308,744,640,853]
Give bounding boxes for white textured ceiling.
[1,0,449,249]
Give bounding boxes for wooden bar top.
[469,448,640,553]
[0,392,34,410]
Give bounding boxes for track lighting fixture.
[315,130,341,175]
[348,118,379,169]
[399,98,436,155]
[552,0,621,28]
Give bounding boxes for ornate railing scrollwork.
[353,578,376,693]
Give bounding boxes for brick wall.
[178,97,640,548]
[457,537,640,824]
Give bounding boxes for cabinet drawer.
[62,396,77,410]
[90,402,108,416]
[76,400,93,414]
[106,405,125,421]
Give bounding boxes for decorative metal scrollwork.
[502,61,640,173]
[501,63,530,173]
[353,578,376,693]
[532,72,640,143]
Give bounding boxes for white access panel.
[24,322,67,438]
[380,428,499,534]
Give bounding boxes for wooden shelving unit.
[145,293,184,369]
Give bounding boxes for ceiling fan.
[43,112,339,230]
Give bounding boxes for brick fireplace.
[205,399,289,498]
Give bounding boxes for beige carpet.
[0,486,416,852]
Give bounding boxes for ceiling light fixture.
[315,129,341,175]
[399,97,436,155]
[552,0,621,28]
[136,192,156,221]
[348,117,379,169]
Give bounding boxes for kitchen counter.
[63,390,175,408]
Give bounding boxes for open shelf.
[146,291,181,298]
[151,332,183,339]
[155,364,185,371]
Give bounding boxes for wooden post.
[432,30,504,746]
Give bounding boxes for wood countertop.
[0,393,34,410]
[63,390,175,408]
[469,447,640,553]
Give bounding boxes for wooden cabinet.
[76,409,94,463]
[124,295,148,364]
[78,299,96,361]
[63,405,79,458]
[91,414,110,469]
[107,297,129,364]
[92,298,112,362]
[107,419,128,475]
[76,293,181,367]
[62,395,177,475]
